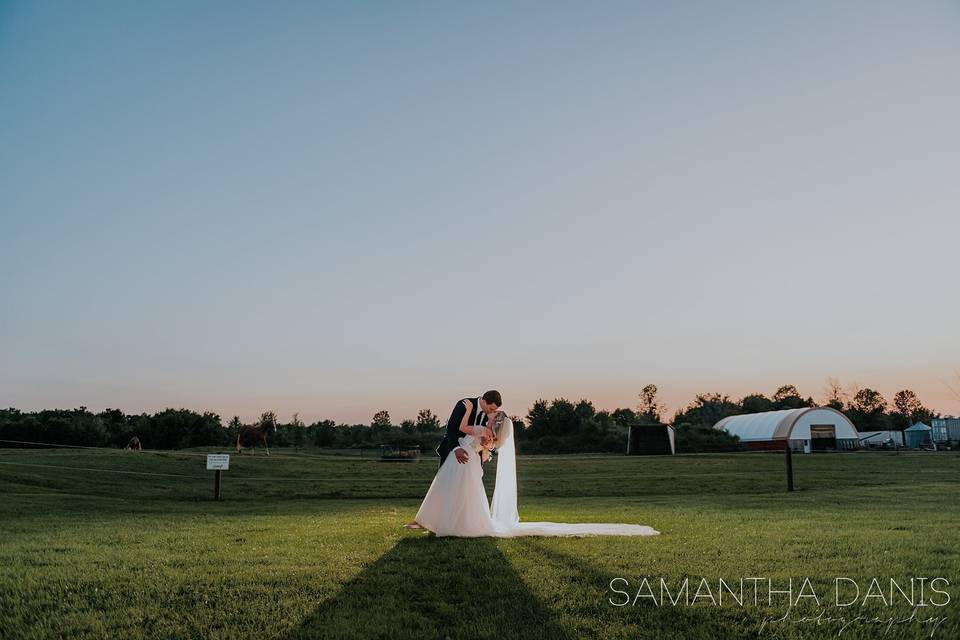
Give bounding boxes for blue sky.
[2,1,959,423]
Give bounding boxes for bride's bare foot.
[403,521,424,529]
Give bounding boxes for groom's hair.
[482,390,502,407]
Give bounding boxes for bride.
[411,400,659,537]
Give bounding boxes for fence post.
[784,443,794,492]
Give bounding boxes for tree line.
[0,381,941,455]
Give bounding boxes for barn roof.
[713,407,857,441]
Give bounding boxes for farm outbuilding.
[904,422,933,449]
[713,407,861,453]
[931,418,960,444]
[627,424,676,455]
[858,430,905,448]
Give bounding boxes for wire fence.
[0,438,380,460]
[0,460,206,479]
[0,439,433,487]
[1,437,952,504]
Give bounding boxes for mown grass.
[1,447,957,639]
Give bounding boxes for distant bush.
[673,422,742,453]
[0,407,229,450]
[1,381,932,455]
[0,407,447,452]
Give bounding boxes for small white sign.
[206,454,230,470]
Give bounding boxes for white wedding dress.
[414,416,659,538]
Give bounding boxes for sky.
[1,1,959,424]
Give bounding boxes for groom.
[403,390,503,530]
[436,390,502,467]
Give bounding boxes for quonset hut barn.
[714,407,861,453]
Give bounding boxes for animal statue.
[236,413,278,456]
[125,436,142,452]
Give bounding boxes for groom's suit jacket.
[436,396,488,468]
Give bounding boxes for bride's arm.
[457,399,473,435]
[451,400,473,461]
[457,399,486,437]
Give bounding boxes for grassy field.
[1,447,957,639]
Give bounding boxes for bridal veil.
[488,414,659,538]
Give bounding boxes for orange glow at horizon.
[36,373,956,426]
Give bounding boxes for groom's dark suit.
[436,396,488,468]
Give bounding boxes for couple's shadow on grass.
[283,536,764,640]
[284,536,570,640]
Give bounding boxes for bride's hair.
[490,410,510,448]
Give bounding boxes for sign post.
[784,443,794,492]
[206,453,230,500]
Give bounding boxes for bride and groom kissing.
[405,390,660,538]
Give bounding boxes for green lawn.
[1,447,957,639]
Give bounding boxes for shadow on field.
[285,537,572,640]
[513,539,757,639]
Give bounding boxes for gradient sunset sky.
[2,1,958,424]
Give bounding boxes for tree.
[523,399,551,438]
[852,388,886,414]
[371,411,392,429]
[310,419,336,447]
[739,393,773,414]
[545,398,578,437]
[773,385,800,402]
[636,384,665,423]
[400,419,416,434]
[890,389,932,430]
[772,385,812,410]
[283,412,306,446]
[227,416,243,442]
[674,422,742,453]
[574,399,597,423]
[848,388,887,431]
[415,409,441,431]
[822,377,847,411]
[610,408,637,429]
[673,393,740,427]
[98,408,129,446]
[520,398,607,451]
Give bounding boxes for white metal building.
[714,407,861,453]
[931,417,960,444]
[858,430,905,448]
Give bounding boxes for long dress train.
[414,419,659,538]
